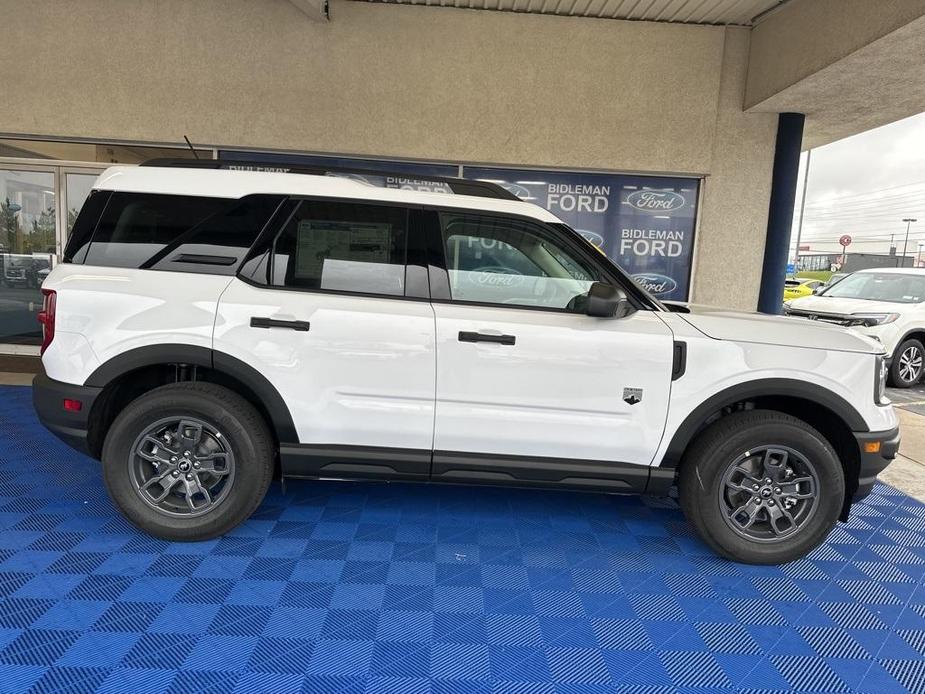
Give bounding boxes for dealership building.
[2,0,925,350]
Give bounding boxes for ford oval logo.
[632,272,678,295]
[576,229,604,248]
[499,183,533,200]
[626,190,685,212]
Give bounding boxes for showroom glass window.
[0,168,56,344]
[439,212,600,310]
[271,200,408,296]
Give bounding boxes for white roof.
[92,165,562,224]
[855,267,925,274]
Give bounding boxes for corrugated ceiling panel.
[357,0,784,25]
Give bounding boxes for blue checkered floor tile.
[1,385,924,693]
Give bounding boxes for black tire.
[888,338,924,388]
[678,410,844,565]
[101,382,274,541]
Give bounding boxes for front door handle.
[458,331,516,346]
[250,317,311,332]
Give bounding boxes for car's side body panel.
[214,277,438,454]
[41,264,232,385]
[653,313,898,469]
[431,302,674,465]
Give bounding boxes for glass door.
[0,166,56,346]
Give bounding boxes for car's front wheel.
[678,410,844,564]
[102,382,274,541]
[889,338,924,388]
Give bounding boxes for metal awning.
[348,0,788,26]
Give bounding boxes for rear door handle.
[458,331,516,346]
[250,317,311,332]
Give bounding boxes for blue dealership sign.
[462,167,699,301]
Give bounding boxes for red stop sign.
[839,234,852,247]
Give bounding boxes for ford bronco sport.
[33,160,899,564]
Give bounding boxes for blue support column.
[757,112,805,314]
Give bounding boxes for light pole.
[792,150,812,266]
[902,218,918,267]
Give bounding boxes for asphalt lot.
[887,381,925,415]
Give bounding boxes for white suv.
[33,160,899,565]
[787,268,925,388]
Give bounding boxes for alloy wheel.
[128,417,235,518]
[719,445,820,543]
[899,345,923,384]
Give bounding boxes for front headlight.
[851,313,900,326]
[875,355,889,405]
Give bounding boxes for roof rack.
[140,158,521,202]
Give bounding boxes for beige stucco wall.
[747,0,925,108]
[693,28,777,307]
[747,0,925,148]
[0,0,779,309]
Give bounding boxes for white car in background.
[787,268,925,388]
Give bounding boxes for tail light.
[37,289,56,355]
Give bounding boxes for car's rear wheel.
[678,410,844,564]
[102,382,274,541]
[889,338,924,388]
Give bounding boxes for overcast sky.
[790,111,925,261]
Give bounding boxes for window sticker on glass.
[294,220,392,280]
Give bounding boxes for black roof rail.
[140,158,521,202]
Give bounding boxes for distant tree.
[29,206,56,254]
[1,198,21,253]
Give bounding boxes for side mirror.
[586,282,634,318]
[812,286,824,295]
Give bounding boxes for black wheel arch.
[659,379,869,520]
[84,344,297,456]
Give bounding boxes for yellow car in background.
[783,277,825,301]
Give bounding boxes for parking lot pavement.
[886,382,925,409]
[881,383,925,502]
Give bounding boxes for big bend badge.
[622,387,643,406]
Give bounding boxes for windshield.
[821,272,925,303]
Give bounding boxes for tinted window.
[78,193,280,272]
[64,190,111,263]
[148,195,283,275]
[440,213,600,310]
[271,201,408,296]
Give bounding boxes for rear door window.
[271,200,408,297]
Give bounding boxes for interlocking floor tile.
[0,385,923,692]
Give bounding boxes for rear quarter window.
[68,192,282,274]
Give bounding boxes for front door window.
[440,212,600,311]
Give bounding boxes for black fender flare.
[85,344,298,443]
[659,378,868,469]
